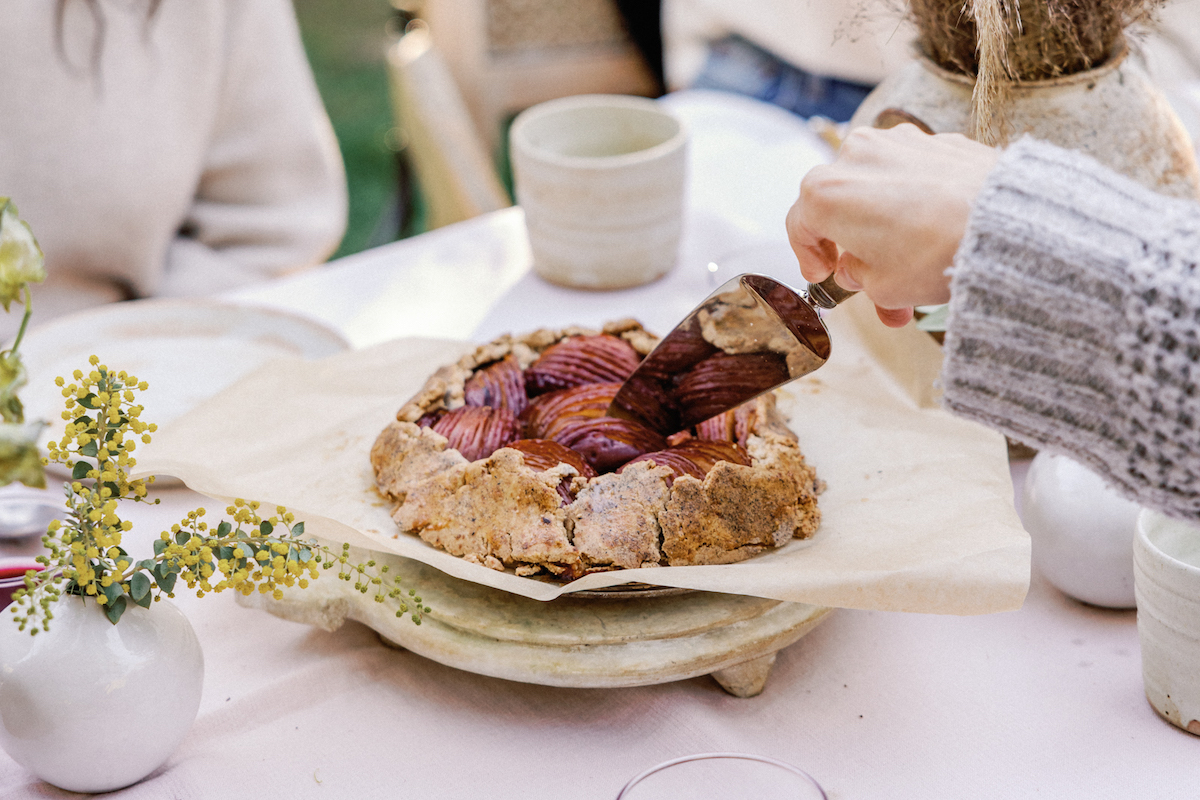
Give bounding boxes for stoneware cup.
[509,94,688,290]
[1133,509,1200,735]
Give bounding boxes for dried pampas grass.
[911,0,1163,79]
[906,0,1166,143]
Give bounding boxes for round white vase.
[849,43,1200,200]
[0,596,204,793]
[1021,452,1142,608]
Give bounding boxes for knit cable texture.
[942,136,1200,519]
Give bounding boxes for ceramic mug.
[510,94,688,290]
[1133,509,1200,735]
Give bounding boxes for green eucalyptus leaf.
[71,461,91,480]
[104,595,127,624]
[292,521,304,535]
[79,440,98,457]
[156,570,177,594]
[0,198,47,312]
[133,590,152,609]
[175,530,189,546]
[76,393,99,410]
[130,572,151,602]
[217,521,231,536]
[259,520,273,536]
[153,538,167,557]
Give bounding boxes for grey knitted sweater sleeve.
[942,136,1200,520]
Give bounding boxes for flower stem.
[9,284,33,356]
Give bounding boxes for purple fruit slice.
[520,382,620,440]
[524,334,641,396]
[554,417,666,474]
[506,438,597,503]
[428,406,521,461]
[505,438,597,478]
[464,355,527,414]
[675,352,790,427]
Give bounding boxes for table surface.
[2,90,1196,799]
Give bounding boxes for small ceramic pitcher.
[1133,510,1200,735]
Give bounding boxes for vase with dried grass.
[849,0,1200,198]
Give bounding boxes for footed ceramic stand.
[240,545,831,698]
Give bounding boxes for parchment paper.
[135,294,1030,615]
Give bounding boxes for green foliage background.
[293,0,421,259]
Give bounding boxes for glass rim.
[616,752,827,799]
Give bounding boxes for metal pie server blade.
[607,273,855,435]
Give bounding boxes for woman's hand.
[786,124,999,327]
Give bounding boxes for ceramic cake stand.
[241,545,832,698]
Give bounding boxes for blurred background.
[295,0,1200,260]
[294,0,664,259]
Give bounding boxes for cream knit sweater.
[0,0,347,336]
[945,137,1200,519]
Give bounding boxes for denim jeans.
[691,34,874,122]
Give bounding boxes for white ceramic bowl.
[1134,509,1200,735]
[1020,452,1141,608]
[510,94,688,290]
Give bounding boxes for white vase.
[1020,452,1141,608]
[0,595,204,793]
[849,43,1200,200]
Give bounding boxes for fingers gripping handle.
[807,273,856,310]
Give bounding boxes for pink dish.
[0,558,44,610]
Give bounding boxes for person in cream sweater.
[0,0,348,338]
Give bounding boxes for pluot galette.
[370,320,821,579]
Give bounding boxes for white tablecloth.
[2,91,1196,798]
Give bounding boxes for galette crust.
[372,321,822,577]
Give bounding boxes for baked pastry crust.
[370,320,822,577]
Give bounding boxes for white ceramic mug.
[1133,509,1200,735]
[509,94,688,290]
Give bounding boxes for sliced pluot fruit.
[506,438,596,504]
[620,449,706,483]
[428,406,521,462]
[622,439,749,485]
[636,320,719,381]
[524,334,641,395]
[464,354,527,414]
[666,430,693,447]
[675,352,790,427]
[554,417,666,474]
[695,400,760,447]
[504,438,597,478]
[415,409,446,429]
[607,372,679,434]
[520,382,620,439]
[671,439,751,470]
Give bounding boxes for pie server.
[606,273,856,435]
